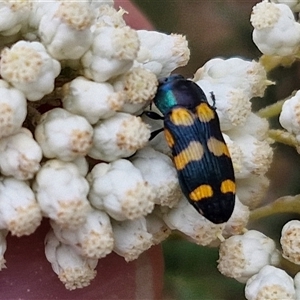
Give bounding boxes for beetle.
[146,74,235,224]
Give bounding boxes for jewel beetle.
[146,74,235,224]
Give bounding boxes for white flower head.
[62,76,125,124]
[245,266,296,300]
[218,230,280,283]
[35,108,93,161]
[194,79,252,131]
[0,177,42,236]
[0,41,61,101]
[0,80,27,139]
[33,159,91,229]
[87,159,155,221]
[113,67,158,114]
[45,230,98,290]
[0,128,42,180]
[0,0,31,36]
[251,0,300,56]
[194,57,273,99]
[280,90,300,142]
[94,5,126,28]
[163,197,225,246]
[38,1,94,60]
[131,147,182,208]
[145,209,171,245]
[112,217,153,262]
[228,112,270,141]
[136,30,190,77]
[228,133,273,179]
[281,220,300,264]
[81,26,140,82]
[50,209,114,259]
[89,112,150,162]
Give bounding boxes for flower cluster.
[0,0,294,297]
[215,1,300,299]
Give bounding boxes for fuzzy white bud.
[251,1,300,56]
[112,217,153,262]
[35,108,93,161]
[45,230,98,290]
[33,159,91,229]
[245,266,296,300]
[51,209,113,259]
[89,112,150,162]
[62,76,125,124]
[87,159,155,221]
[218,230,280,283]
[0,177,42,236]
[0,41,61,101]
[0,128,42,180]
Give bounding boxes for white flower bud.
[245,266,296,300]
[228,112,270,141]
[62,76,125,124]
[94,5,126,28]
[0,230,7,270]
[35,108,93,161]
[195,79,251,131]
[0,80,27,139]
[145,209,171,244]
[39,2,94,60]
[131,147,181,208]
[45,230,98,290]
[222,196,250,237]
[218,230,280,283]
[89,112,150,162]
[33,159,91,229]
[136,30,190,77]
[0,177,42,236]
[113,67,158,114]
[87,159,155,221]
[163,197,224,246]
[236,175,270,209]
[0,0,31,36]
[51,209,113,259]
[0,41,61,101]
[0,128,42,180]
[81,26,139,82]
[280,91,300,142]
[280,220,300,264]
[112,217,153,262]
[229,134,273,178]
[251,1,300,56]
[194,58,273,99]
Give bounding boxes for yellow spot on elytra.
[207,137,230,157]
[220,179,235,194]
[164,128,175,148]
[196,103,215,122]
[189,184,213,201]
[173,141,204,170]
[170,108,194,126]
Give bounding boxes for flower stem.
[257,99,285,118]
[250,195,300,221]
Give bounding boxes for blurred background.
[131,1,300,299]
